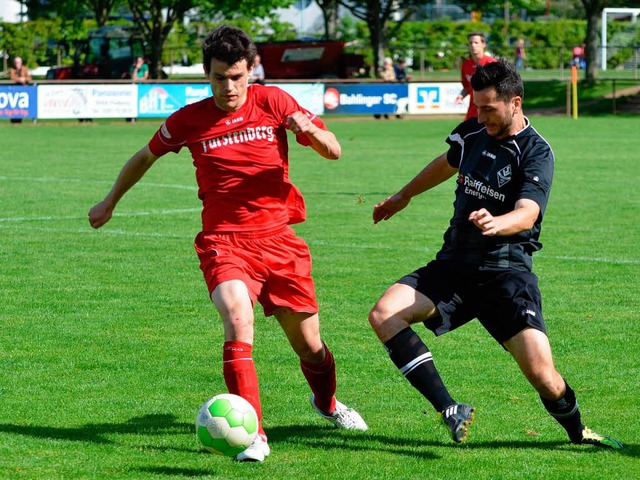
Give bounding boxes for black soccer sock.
[540,380,584,443]
[384,327,455,412]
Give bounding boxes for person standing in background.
[455,32,498,120]
[9,56,32,124]
[514,39,526,71]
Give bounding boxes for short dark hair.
[202,25,257,70]
[470,59,524,101]
[467,32,487,42]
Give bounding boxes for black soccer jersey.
[438,117,554,270]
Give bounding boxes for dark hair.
[470,59,524,101]
[202,25,257,70]
[467,32,487,42]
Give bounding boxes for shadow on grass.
[266,424,638,459]
[0,413,192,445]
[2,414,635,462]
[134,466,213,477]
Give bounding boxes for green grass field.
[1,116,638,479]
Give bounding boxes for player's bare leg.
[369,283,474,442]
[505,328,622,449]
[211,280,270,461]
[275,308,367,431]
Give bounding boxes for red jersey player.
[455,32,498,120]
[88,25,367,463]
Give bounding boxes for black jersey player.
[369,59,622,450]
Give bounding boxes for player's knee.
[224,314,254,336]
[368,302,389,332]
[294,342,324,364]
[528,370,564,399]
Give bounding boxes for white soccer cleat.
[310,394,368,431]
[236,434,270,462]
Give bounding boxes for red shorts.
[194,226,318,317]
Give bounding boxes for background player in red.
[455,32,498,120]
[88,25,367,463]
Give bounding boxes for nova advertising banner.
[323,84,409,115]
[409,82,468,115]
[0,86,37,120]
[37,84,137,119]
[137,83,212,118]
[275,83,325,116]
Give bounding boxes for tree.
[337,0,428,71]
[21,0,123,26]
[316,0,340,39]
[126,0,294,79]
[86,0,123,26]
[580,0,603,81]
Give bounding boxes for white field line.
[0,208,201,223]
[1,219,638,266]
[0,175,197,191]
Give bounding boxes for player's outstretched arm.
[373,152,457,224]
[88,145,159,229]
[286,112,341,160]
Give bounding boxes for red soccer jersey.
[148,85,325,232]
[460,55,498,120]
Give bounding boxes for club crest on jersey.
[161,123,172,139]
[497,165,512,187]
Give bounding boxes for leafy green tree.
[316,0,340,39]
[126,0,294,78]
[20,0,124,26]
[337,0,429,70]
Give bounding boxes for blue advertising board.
[137,83,212,118]
[0,86,37,120]
[322,83,409,115]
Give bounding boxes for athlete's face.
[205,58,251,112]
[474,87,521,139]
[467,35,486,59]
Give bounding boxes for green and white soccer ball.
[195,393,259,456]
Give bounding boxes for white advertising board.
[409,82,468,115]
[37,84,138,119]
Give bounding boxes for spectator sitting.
[393,59,412,82]
[250,55,265,85]
[9,56,32,124]
[9,56,32,85]
[374,58,396,120]
[130,56,149,82]
[378,57,396,82]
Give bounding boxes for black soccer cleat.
[573,426,623,450]
[440,403,475,443]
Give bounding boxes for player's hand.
[286,111,315,135]
[469,208,501,236]
[88,200,113,229]
[455,95,464,104]
[373,194,410,224]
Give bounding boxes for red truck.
[256,39,364,79]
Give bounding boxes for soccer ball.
[195,393,258,456]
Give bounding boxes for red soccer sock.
[223,341,265,436]
[300,343,337,414]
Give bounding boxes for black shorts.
[397,259,546,344]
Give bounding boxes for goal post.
[601,8,640,71]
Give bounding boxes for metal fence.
[385,45,640,81]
